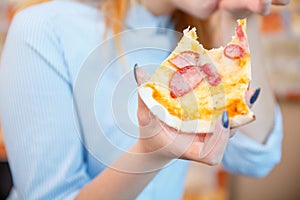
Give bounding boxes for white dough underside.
[139,86,255,133]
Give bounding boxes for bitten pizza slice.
[138,19,255,133]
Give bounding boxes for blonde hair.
[14,0,213,48]
[13,0,51,14]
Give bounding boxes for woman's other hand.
[219,0,290,18]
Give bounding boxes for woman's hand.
[135,66,230,166]
[169,0,290,19]
[229,88,261,138]
[219,0,290,18]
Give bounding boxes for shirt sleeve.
[222,106,283,178]
[0,8,90,199]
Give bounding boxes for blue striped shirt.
[0,1,283,199]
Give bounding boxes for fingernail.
[134,64,138,83]
[250,88,261,104]
[222,111,229,128]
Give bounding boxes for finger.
[245,88,261,108]
[179,133,205,160]
[134,64,150,86]
[247,0,272,15]
[272,0,290,5]
[229,88,260,138]
[135,63,150,121]
[135,65,155,127]
[137,95,150,123]
[197,111,230,165]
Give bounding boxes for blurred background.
[184,1,300,199]
[0,0,300,199]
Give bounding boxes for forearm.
[76,141,171,200]
[219,12,277,143]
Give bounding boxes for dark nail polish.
[133,64,138,83]
[222,111,229,128]
[250,88,261,104]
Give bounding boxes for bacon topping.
[170,66,204,98]
[224,44,244,59]
[169,51,199,68]
[236,25,248,49]
[169,63,222,98]
[200,64,222,86]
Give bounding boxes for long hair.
[14,0,213,48]
[13,0,51,14]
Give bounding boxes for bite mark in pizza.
[139,19,255,133]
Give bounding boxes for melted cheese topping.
[141,19,251,123]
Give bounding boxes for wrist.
[133,139,175,162]
[112,141,172,173]
[134,139,174,160]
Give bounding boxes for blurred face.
[170,0,219,19]
[141,0,218,18]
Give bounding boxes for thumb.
[245,88,261,108]
[198,111,230,165]
[134,64,150,86]
[134,64,153,126]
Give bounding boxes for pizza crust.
[139,19,255,133]
[139,85,255,133]
[139,86,214,133]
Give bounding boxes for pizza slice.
[138,19,255,133]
